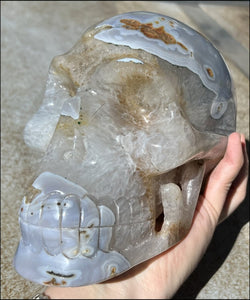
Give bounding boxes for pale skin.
[45,132,248,299]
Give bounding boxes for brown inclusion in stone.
[206,68,214,78]
[120,19,188,51]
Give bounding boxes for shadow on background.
[173,139,249,299]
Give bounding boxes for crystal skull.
[14,11,236,287]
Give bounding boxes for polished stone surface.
[1,1,249,299]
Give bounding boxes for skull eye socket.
[117,71,158,125]
[106,59,180,128]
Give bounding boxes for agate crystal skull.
[14,12,236,287]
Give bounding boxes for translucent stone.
[14,11,236,287]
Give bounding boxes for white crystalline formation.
[14,12,236,287]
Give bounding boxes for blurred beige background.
[1,1,249,299]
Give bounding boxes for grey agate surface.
[14,11,236,287]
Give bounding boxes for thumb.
[201,132,244,225]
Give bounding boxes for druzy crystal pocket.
[14,11,236,287]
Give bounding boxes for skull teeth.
[19,173,116,258]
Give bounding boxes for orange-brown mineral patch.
[206,67,214,78]
[43,278,61,286]
[120,19,188,51]
[169,20,174,27]
[110,266,116,276]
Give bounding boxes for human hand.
[45,132,248,299]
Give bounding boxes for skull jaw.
[13,158,208,287]
[14,241,131,287]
